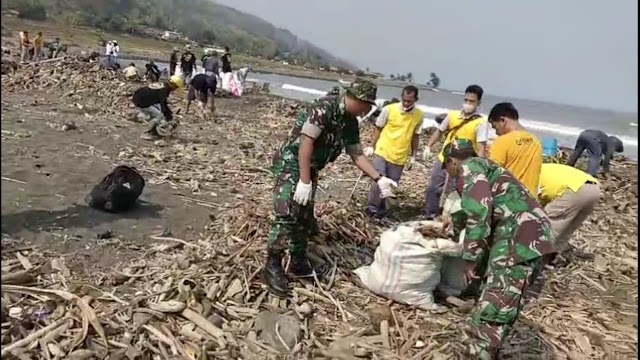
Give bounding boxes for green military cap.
[344,78,377,105]
[442,139,475,164]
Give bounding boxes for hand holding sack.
[292,180,313,206]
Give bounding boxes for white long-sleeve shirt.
[105,43,113,56]
[112,45,120,58]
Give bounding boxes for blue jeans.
[366,155,404,215]
[567,131,602,176]
[424,159,456,218]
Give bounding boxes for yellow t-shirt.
[123,66,139,78]
[489,130,542,197]
[34,35,43,48]
[538,163,598,204]
[374,103,424,165]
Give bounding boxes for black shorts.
[187,86,216,103]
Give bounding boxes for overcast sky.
[215,0,637,113]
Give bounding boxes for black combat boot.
[261,251,289,298]
[290,253,316,278]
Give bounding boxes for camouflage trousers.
[464,259,543,359]
[267,170,318,256]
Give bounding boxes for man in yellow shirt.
[422,84,488,219]
[364,85,424,218]
[122,63,140,81]
[19,31,30,63]
[488,102,542,197]
[538,163,601,254]
[33,32,44,61]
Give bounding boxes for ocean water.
[247,72,638,159]
[131,60,638,159]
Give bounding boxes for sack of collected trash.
[220,70,245,97]
[354,220,462,310]
[86,165,145,213]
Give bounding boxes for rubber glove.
[364,146,375,157]
[422,147,432,161]
[377,176,398,199]
[405,156,416,170]
[292,180,313,206]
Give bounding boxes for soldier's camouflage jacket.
[454,157,557,268]
[271,95,360,177]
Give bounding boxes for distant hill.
[2,0,355,69]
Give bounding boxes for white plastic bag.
[354,221,462,310]
[438,193,469,296]
[443,191,462,219]
[229,72,243,97]
[221,72,232,92]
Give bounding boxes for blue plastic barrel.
[542,137,559,157]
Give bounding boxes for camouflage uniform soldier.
[442,139,556,359]
[263,79,399,297]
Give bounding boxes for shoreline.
[3,16,636,113]
[121,54,437,90]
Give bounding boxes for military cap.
[442,139,476,160]
[344,78,377,105]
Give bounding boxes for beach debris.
[0,40,637,359]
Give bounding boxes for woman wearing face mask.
[422,84,489,220]
[363,86,424,218]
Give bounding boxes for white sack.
[220,70,245,97]
[354,220,462,310]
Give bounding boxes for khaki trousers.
[544,183,601,252]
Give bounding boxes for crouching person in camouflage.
[441,139,556,359]
[131,75,184,140]
[263,79,398,297]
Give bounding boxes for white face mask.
[462,103,475,114]
[402,105,414,112]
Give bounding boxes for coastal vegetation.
[2,0,354,68]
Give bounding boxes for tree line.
[4,0,348,68]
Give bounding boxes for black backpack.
[86,166,145,213]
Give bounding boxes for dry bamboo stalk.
[1,317,70,356]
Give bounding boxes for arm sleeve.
[437,114,451,132]
[300,107,325,140]
[342,117,361,146]
[489,137,508,167]
[475,121,489,143]
[374,106,390,128]
[458,164,493,263]
[159,92,172,120]
[414,117,425,135]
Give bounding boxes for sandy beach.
[0,51,637,359]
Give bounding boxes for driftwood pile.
[0,56,638,359]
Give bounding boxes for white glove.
[292,180,313,206]
[405,156,416,170]
[377,176,398,199]
[364,146,375,157]
[422,147,432,161]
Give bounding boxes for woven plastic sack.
[354,221,462,310]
